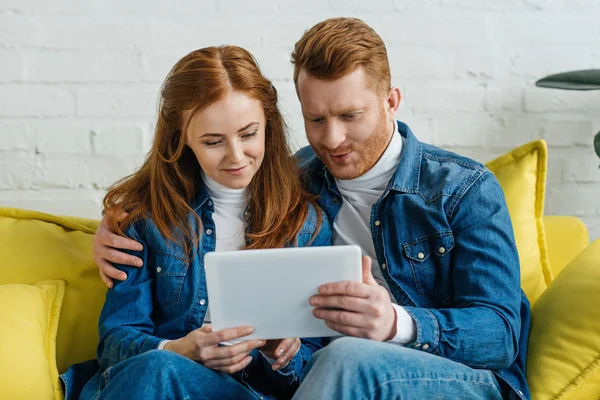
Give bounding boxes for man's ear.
[385,87,402,119]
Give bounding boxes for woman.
[65,46,331,400]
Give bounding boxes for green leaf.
[595,131,600,159]
[536,69,600,90]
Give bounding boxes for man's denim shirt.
[61,183,332,400]
[296,121,531,400]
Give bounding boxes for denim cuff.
[141,335,165,353]
[402,306,440,354]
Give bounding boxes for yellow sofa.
[0,139,599,400]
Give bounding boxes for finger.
[202,327,254,347]
[318,281,370,298]
[203,350,252,368]
[97,258,127,281]
[324,320,366,338]
[103,231,144,253]
[273,338,296,358]
[103,247,144,267]
[310,294,373,314]
[99,269,114,289]
[207,339,265,361]
[361,256,377,286]
[214,355,253,374]
[198,325,213,334]
[313,308,366,328]
[273,339,301,370]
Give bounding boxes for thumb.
[361,256,377,286]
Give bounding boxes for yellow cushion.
[527,239,600,400]
[0,207,106,374]
[485,140,551,305]
[0,280,65,400]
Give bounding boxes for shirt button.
[206,229,213,235]
[156,267,162,273]
[417,252,425,260]
[439,247,446,254]
[333,198,339,204]
[381,263,387,270]
[422,344,430,350]
[374,220,381,226]
[414,343,421,348]
[518,391,523,396]
[199,299,206,306]
[207,201,212,206]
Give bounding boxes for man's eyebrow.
[202,122,259,137]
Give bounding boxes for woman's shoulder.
[297,202,332,247]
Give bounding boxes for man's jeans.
[292,337,506,400]
[79,350,260,400]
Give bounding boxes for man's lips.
[330,151,353,163]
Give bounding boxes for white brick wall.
[1,0,599,241]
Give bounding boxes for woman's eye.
[242,131,257,139]
[204,141,222,147]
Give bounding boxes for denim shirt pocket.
[149,251,189,307]
[403,232,455,297]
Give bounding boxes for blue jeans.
[79,350,260,400]
[292,337,506,400]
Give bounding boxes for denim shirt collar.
[190,179,211,212]
[323,120,422,195]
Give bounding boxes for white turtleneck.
[333,120,416,344]
[202,172,247,252]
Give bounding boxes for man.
[95,18,530,400]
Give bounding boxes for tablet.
[204,245,362,340]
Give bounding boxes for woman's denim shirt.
[62,183,332,400]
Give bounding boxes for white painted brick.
[97,0,216,14]
[25,51,143,83]
[563,149,600,183]
[138,50,188,83]
[491,17,599,45]
[87,155,140,189]
[508,46,598,80]
[31,154,91,189]
[92,125,145,156]
[330,0,395,12]
[403,85,488,113]
[0,51,24,82]
[546,151,568,184]
[378,17,488,45]
[546,184,600,216]
[247,47,295,82]
[0,150,34,190]
[76,87,159,117]
[0,0,90,14]
[0,85,75,116]
[217,0,324,13]
[524,88,600,113]
[490,117,540,147]
[541,120,595,147]
[155,17,263,50]
[0,122,35,150]
[388,48,455,80]
[429,115,503,147]
[36,124,92,154]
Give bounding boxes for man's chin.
[326,163,361,180]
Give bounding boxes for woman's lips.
[222,166,247,176]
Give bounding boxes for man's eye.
[311,118,324,123]
[342,114,356,119]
